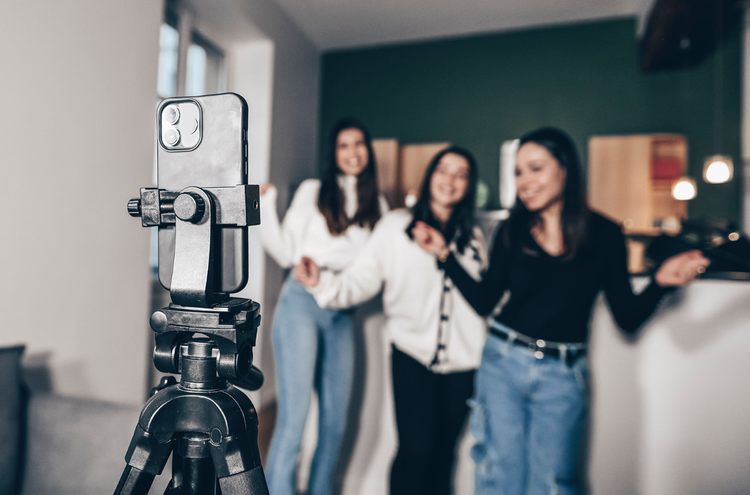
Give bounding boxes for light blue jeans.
[265,276,355,495]
[470,324,588,495]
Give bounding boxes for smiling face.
[430,152,471,209]
[515,142,567,213]
[335,128,369,176]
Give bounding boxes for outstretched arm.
[654,250,710,287]
[604,229,709,334]
[412,221,508,316]
[296,220,389,309]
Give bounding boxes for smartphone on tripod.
[156,93,249,294]
[118,93,268,495]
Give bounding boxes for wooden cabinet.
[588,134,687,235]
[372,139,400,209]
[398,143,450,207]
[372,140,449,208]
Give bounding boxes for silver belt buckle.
[532,339,545,359]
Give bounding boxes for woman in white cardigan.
[259,118,387,495]
[296,147,488,495]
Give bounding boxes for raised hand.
[655,250,711,287]
[295,256,320,287]
[411,221,447,256]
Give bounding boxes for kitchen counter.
[333,277,750,495]
[588,278,750,495]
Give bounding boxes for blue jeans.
[265,276,355,495]
[470,325,588,495]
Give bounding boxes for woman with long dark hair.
[259,117,387,495]
[295,146,488,495]
[412,128,709,495]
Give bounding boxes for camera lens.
[165,128,180,146]
[189,118,199,134]
[164,106,180,124]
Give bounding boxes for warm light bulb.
[703,155,734,184]
[672,177,697,201]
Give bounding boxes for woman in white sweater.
[296,147,488,495]
[259,118,387,495]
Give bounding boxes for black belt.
[489,325,586,366]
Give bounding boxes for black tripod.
[115,184,269,495]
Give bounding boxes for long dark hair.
[503,127,589,260]
[318,118,381,235]
[406,146,478,254]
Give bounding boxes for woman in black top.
[411,127,709,495]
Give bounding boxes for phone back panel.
[157,93,248,294]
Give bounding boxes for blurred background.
[1,0,749,494]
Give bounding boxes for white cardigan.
[259,177,388,271]
[308,209,488,373]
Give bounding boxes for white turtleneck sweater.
[308,209,488,373]
[259,176,388,271]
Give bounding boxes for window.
[156,5,226,98]
[157,9,179,98]
[186,33,225,96]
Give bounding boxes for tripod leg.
[217,466,268,495]
[209,430,269,495]
[115,424,175,495]
[115,465,159,495]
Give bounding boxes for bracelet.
[437,247,450,263]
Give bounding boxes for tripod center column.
[180,339,222,389]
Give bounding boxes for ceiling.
[270,0,655,51]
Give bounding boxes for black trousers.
[389,345,475,495]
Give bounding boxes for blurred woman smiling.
[259,117,387,495]
[412,127,709,495]
[296,147,487,495]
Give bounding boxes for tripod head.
[128,183,263,390]
[128,184,260,306]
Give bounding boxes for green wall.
[319,17,742,225]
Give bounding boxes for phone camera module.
[164,106,180,125]
[189,118,199,134]
[165,128,181,146]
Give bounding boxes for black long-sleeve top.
[440,213,671,343]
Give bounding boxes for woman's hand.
[654,250,711,287]
[411,221,449,259]
[260,183,276,195]
[295,256,320,287]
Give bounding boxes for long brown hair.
[405,146,479,254]
[318,118,381,235]
[504,127,589,260]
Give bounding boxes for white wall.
[0,0,319,408]
[0,0,161,404]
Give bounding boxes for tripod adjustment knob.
[174,192,206,223]
[127,198,141,217]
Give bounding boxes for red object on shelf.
[651,156,682,180]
